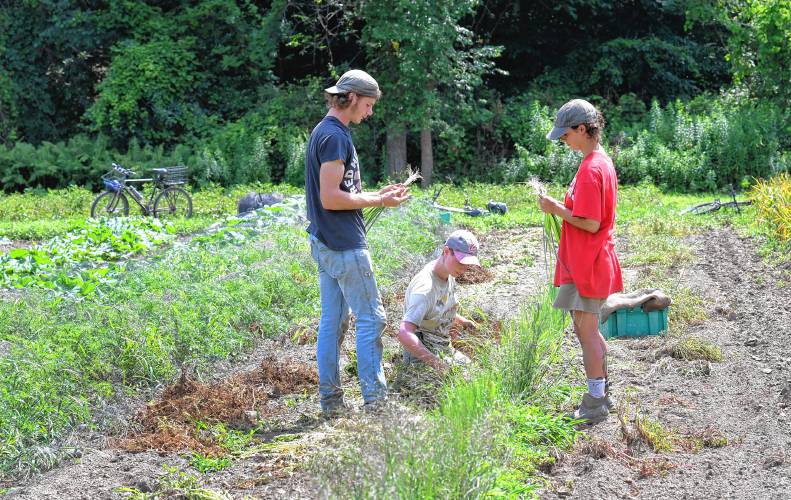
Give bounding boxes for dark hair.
[324,92,353,109]
[579,110,606,140]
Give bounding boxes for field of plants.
[1,176,788,498]
[2,0,788,496]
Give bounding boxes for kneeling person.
[398,230,481,372]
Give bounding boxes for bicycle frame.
[430,186,507,217]
[122,177,163,215]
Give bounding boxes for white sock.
[588,378,606,398]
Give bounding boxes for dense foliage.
[0,0,788,191]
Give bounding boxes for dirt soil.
[5,226,790,499]
[541,228,791,499]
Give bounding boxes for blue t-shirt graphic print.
[305,116,367,250]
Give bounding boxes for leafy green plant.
[0,197,441,480]
[0,217,174,296]
[190,453,231,474]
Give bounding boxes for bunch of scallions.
[362,168,422,233]
[527,178,562,278]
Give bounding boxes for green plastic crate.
[599,306,669,339]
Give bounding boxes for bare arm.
[397,321,447,372]
[538,195,600,233]
[319,160,410,210]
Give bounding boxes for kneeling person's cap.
[324,70,381,99]
[446,230,480,266]
[546,99,597,141]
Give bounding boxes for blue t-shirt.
[305,116,366,250]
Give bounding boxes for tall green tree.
[720,0,790,100]
[361,0,500,184]
[87,0,286,147]
[473,0,731,102]
[0,0,112,144]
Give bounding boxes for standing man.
[305,69,410,415]
[399,230,481,372]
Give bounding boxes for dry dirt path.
[541,228,791,499]
[6,226,790,499]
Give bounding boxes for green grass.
[0,179,778,484]
[0,199,443,480]
[0,183,303,241]
[319,287,580,498]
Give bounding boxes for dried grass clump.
[115,358,317,453]
[456,265,494,284]
[451,319,502,358]
[618,390,674,453]
[665,336,723,362]
[576,436,676,478]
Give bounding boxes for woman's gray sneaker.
[605,393,615,413]
[568,393,609,424]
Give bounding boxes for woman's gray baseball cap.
[324,70,382,99]
[546,99,598,141]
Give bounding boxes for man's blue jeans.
[309,235,387,409]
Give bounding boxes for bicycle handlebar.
[111,162,135,177]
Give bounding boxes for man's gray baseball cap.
[546,99,598,141]
[324,70,381,99]
[446,229,481,266]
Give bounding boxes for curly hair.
[579,110,606,140]
[324,92,353,110]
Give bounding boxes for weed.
[664,336,723,362]
[318,287,576,498]
[684,426,729,451]
[618,388,675,453]
[634,415,675,453]
[116,465,232,499]
[190,453,232,473]
[344,349,358,377]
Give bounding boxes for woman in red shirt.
[539,99,623,424]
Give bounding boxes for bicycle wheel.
[90,191,129,218]
[681,200,721,215]
[153,187,193,219]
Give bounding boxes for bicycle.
[681,184,752,215]
[90,163,193,219]
[431,186,507,217]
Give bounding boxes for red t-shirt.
[554,150,623,298]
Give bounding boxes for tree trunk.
[386,128,406,178]
[420,127,433,186]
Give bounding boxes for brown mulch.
[456,266,495,284]
[451,319,502,358]
[114,357,317,455]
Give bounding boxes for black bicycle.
[681,184,752,215]
[90,163,193,219]
[431,186,508,217]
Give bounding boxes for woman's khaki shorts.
[553,283,605,315]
